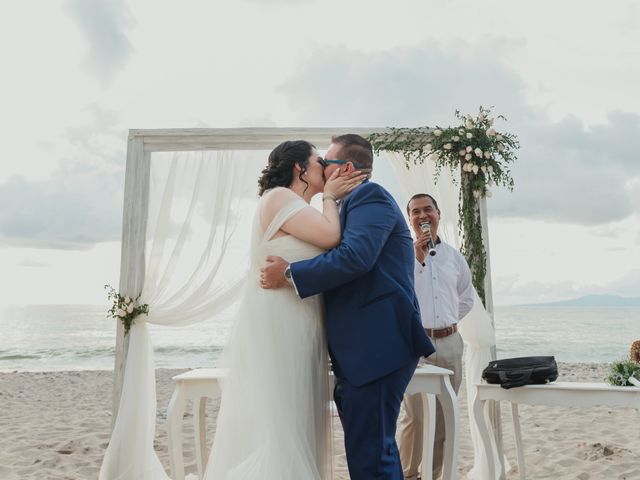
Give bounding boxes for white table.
[166,365,459,480]
[473,382,640,480]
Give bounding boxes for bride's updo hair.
[258,140,315,196]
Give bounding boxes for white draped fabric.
[100,147,498,480]
[100,150,267,480]
[381,152,498,480]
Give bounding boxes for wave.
[0,344,224,361]
[154,345,224,355]
[0,354,42,360]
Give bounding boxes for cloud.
[494,268,640,305]
[280,42,640,225]
[603,269,640,297]
[0,166,124,249]
[280,40,530,127]
[66,0,133,84]
[489,111,640,225]
[494,275,585,305]
[0,106,126,249]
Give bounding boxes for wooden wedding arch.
[114,128,498,454]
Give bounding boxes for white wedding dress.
[204,194,332,480]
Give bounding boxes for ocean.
[0,304,638,372]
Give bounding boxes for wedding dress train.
[203,195,332,480]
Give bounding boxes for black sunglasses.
[318,158,361,169]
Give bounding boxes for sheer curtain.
[100,150,267,480]
[381,152,498,480]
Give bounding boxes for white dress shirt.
[414,240,474,329]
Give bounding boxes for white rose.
[496,134,503,141]
[481,165,487,174]
[462,163,470,171]
[459,149,466,156]
[478,112,485,121]
[434,129,443,137]
[497,143,505,152]
[472,165,479,174]
[124,296,131,304]
[116,308,127,318]
[425,143,432,151]
[474,148,483,157]
[466,114,473,120]
[486,127,496,137]
[485,190,493,198]
[484,151,491,159]
[488,178,494,186]
[443,143,452,150]
[452,135,460,142]
[466,132,473,139]
[473,190,482,199]
[465,153,472,160]
[458,129,465,135]
[465,119,473,129]
[127,303,134,314]
[466,146,472,153]
[487,165,494,173]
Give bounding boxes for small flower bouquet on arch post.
[104,284,149,334]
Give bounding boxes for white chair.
[166,368,227,480]
[166,365,458,480]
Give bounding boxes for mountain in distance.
[522,294,640,307]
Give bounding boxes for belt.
[425,324,458,339]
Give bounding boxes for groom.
[261,134,435,479]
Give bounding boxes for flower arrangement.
[422,107,519,198]
[606,358,640,387]
[105,284,149,334]
[368,107,520,304]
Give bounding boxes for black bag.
[482,356,558,389]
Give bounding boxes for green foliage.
[369,106,520,304]
[606,358,640,387]
[104,284,149,335]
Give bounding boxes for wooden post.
[460,162,504,479]
[479,197,506,479]
[112,134,150,426]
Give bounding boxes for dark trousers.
[333,358,419,480]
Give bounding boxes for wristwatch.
[284,265,293,285]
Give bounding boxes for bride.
[204,140,365,479]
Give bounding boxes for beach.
[1,363,639,479]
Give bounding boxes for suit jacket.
[291,181,435,386]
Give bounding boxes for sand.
[1,363,639,479]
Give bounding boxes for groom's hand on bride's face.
[260,256,289,289]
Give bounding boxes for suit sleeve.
[290,183,396,299]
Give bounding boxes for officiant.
[398,193,474,480]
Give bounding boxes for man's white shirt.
[414,240,473,329]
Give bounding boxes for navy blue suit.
[291,181,435,479]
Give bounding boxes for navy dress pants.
[333,358,419,480]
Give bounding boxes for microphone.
[420,222,437,257]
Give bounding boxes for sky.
[0,0,639,306]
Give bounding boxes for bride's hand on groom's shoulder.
[324,169,367,200]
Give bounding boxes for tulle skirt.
[204,278,332,480]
